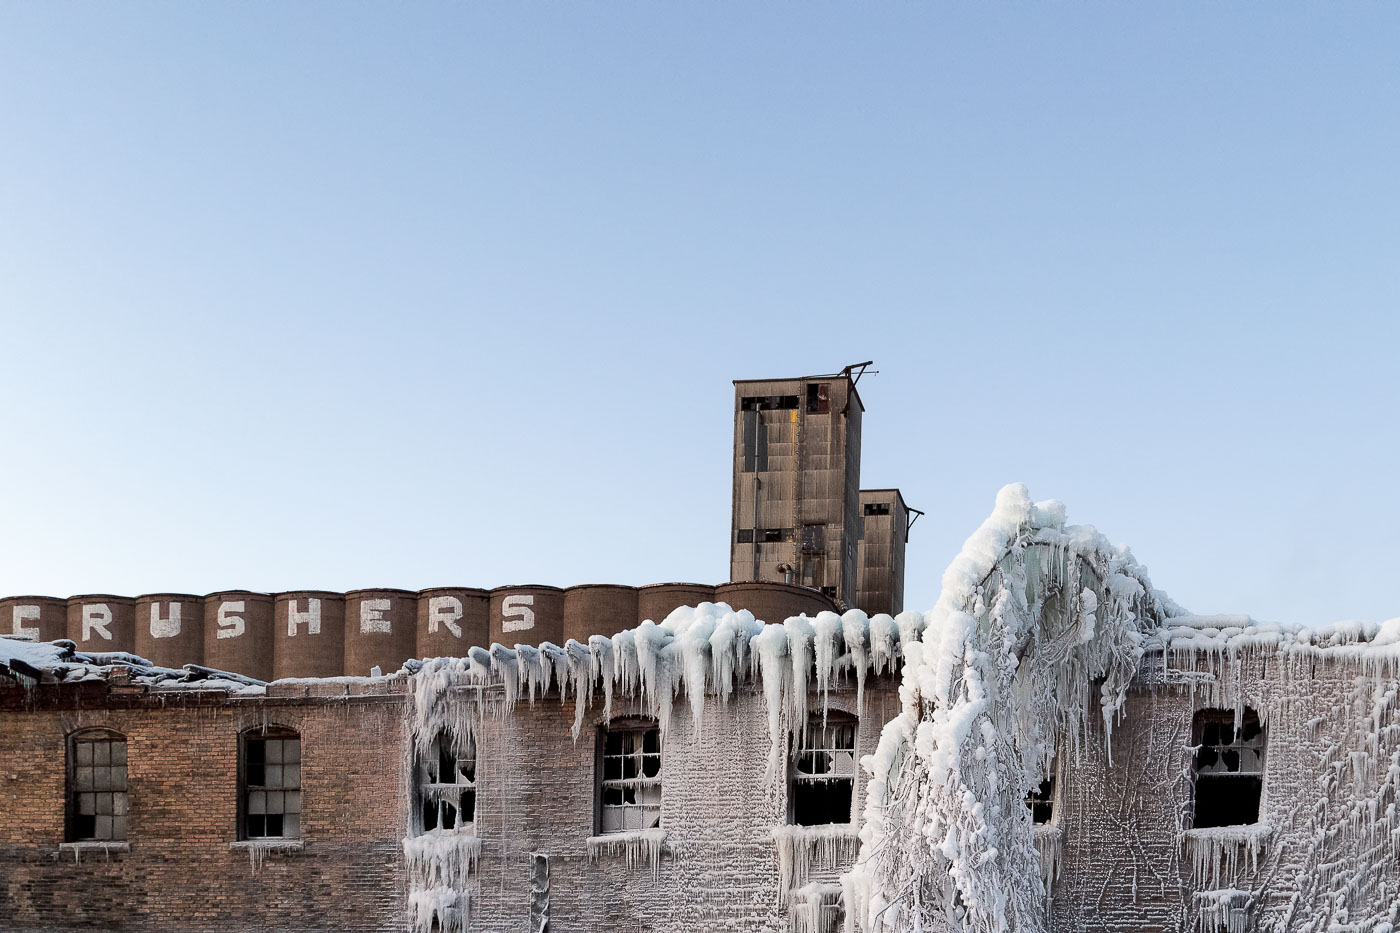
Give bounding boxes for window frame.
[788,712,858,826]
[594,718,662,835]
[1191,707,1266,829]
[66,728,129,843]
[237,726,303,842]
[414,731,477,835]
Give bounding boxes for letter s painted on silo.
[501,595,535,633]
[217,601,246,639]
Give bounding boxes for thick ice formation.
[845,484,1171,933]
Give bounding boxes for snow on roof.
[0,635,266,694]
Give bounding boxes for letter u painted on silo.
[134,594,205,669]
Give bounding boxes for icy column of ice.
[675,608,717,731]
[812,611,844,722]
[489,644,521,709]
[772,825,861,899]
[791,883,845,933]
[408,887,468,933]
[752,623,791,776]
[841,611,871,711]
[1191,889,1251,933]
[1185,826,1271,890]
[786,616,815,745]
[847,484,1166,933]
[708,613,739,705]
[404,832,483,889]
[566,640,594,739]
[868,614,899,677]
[514,644,545,702]
[588,635,616,723]
[610,629,639,714]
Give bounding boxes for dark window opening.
[599,722,661,833]
[806,383,831,414]
[1027,777,1054,824]
[1192,709,1265,829]
[67,731,128,842]
[863,502,891,517]
[240,729,301,840]
[800,525,825,554]
[418,733,476,834]
[737,529,754,544]
[820,586,838,600]
[763,528,786,543]
[741,395,799,412]
[791,717,857,826]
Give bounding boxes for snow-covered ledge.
[1183,823,1272,889]
[59,841,129,862]
[586,828,667,878]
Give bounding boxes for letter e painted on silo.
[83,604,113,642]
[287,598,321,636]
[428,596,463,638]
[217,601,246,639]
[150,603,181,638]
[360,598,391,634]
[12,605,40,639]
[501,595,535,633]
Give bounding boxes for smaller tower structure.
[855,489,921,617]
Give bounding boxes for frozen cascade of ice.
[404,598,918,930]
[845,484,1168,933]
[773,824,862,900]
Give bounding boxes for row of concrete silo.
[1,582,833,681]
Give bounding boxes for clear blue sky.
[2,3,1397,626]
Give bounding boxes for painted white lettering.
[150,602,181,639]
[287,598,322,636]
[82,604,113,642]
[501,594,535,633]
[12,605,41,639]
[360,598,391,634]
[428,596,463,638]
[217,601,246,639]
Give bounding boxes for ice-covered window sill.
[1183,823,1272,845]
[586,829,667,875]
[59,841,128,861]
[1033,823,1062,840]
[230,839,303,852]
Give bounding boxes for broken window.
[240,728,302,840]
[737,529,754,544]
[598,721,661,833]
[863,502,891,517]
[800,525,825,554]
[740,395,799,412]
[67,729,128,842]
[1026,777,1055,824]
[417,732,476,833]
[790,715,856,826]
[806,383,831,414]
[1192,708,1265,828]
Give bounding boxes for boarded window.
[791,716,856,825]
[1027,777,1054,824]
[67,731,128,842]
[598,722,661,833]
[1192,709,1265,828]
[241,729,302,840]
[418,733,477,833]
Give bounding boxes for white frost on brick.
[586,828,667,879]
[772,824,861,901]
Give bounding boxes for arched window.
[239,726,301,840]
[415,732,476,834]
[1192,708,1265,828]
[789,713,857,826]
[67,728,128,842]
[596,718,661,833]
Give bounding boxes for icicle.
[586,828,666,880]
[841,610,871,712]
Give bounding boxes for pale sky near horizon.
[1,3,1398,626]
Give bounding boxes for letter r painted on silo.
[428,596,463,638]
[83,604,113,642]
[501,595,535,633]
[150,603,181,638]
[360,598,392,634]
[12,605,40,639]
[217,601,246,639]
[287,599,321,636]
